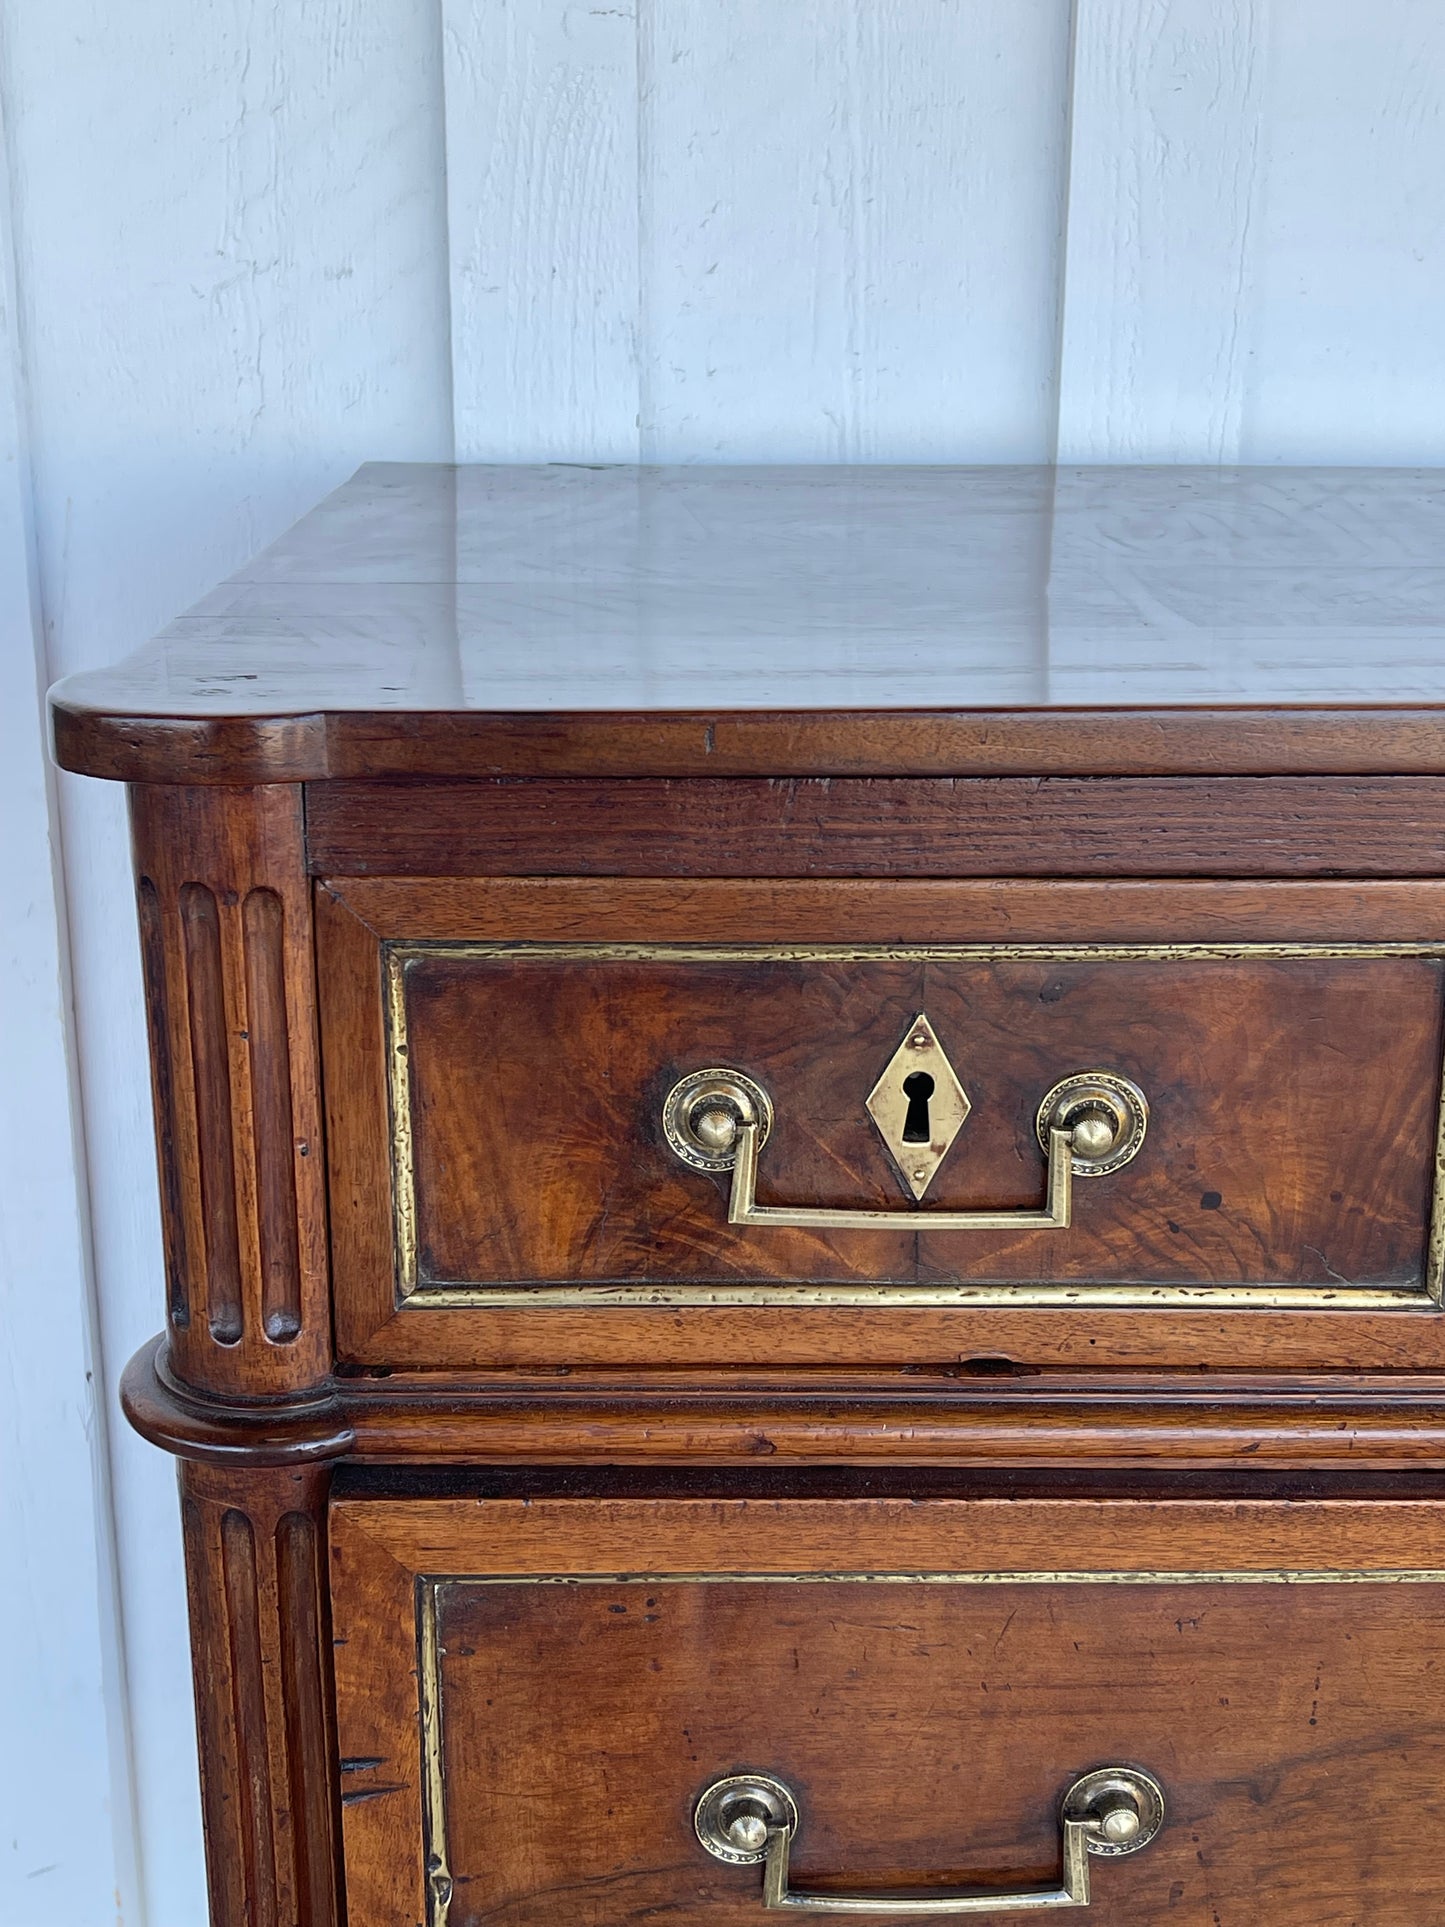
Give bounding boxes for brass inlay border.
[386,954,418,1298]
[416,1578,453,1927]
[433,1565,1445,1587]
[383,942,1445,1312]
[414,1564,1445,1927]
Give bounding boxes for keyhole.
[901,1071,935,1143]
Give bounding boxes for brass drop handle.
[694,1767,1165,1915]
[662,1068,1148,1232]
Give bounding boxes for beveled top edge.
[50,461,1445,782]
[46,700,1445,785]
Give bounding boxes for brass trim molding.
[416,1579,453,1927]
[414,1563,1445,1927]
[427,1567,1445,1589]
[383,941,1445,1313]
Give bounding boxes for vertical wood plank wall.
[1056,0,1268,462]
[0,72,141,1927]
[440,0,1445,467]
[2,4,1444,1925]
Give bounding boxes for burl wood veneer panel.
[395,950,1441,1294]
[318,878,1445,1369]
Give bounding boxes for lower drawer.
[331,1493,1445,1927]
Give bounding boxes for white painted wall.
[3,3,1444,1922]
[0,77,139,1927]
[2,7,450,1924]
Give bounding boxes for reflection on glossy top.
[50,463,1445,715]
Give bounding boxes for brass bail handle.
[662,1068,1148,1232]
[694,1766,1165,1915]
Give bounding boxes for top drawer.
[318,877,1445,1373]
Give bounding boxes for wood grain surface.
[184,1462,341,1927]
[118,1331,1445,1471]
[319,876,1445,1370]
[305,774,1445,878]
[332,1496,1445,1927]
[322,875,1445,947]
[333,1492,1445,1574]
[51,470,1445,789]
[47,705,1445,786]
[130,784,331,1395]
[395,947,1439,1294]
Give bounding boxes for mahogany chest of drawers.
[52,463,1445,1925]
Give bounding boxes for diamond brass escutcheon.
[866,1013,971,1200]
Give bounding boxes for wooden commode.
[51,463,1445,1925]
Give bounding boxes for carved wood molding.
[123,1335,1445,1473]
[53,705,1445,786]
[129,784,331,1395]
[125,1338,353,1465]
[181,1460,342,1927]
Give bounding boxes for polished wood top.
[50,463,1445,781]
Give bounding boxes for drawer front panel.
[331,1496,1445,1927]
[319,879,1445,1367]
[389,945,1442,1301]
